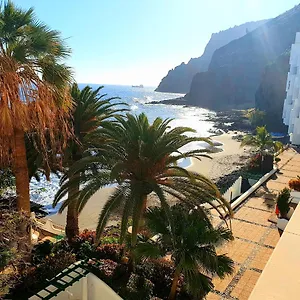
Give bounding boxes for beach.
[47,132,249,230]
[188,132,250,180]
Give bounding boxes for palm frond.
[215,254,235,279]
[95,186,126,242]
[133,242,162,263]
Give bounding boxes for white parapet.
[249,202,300,300]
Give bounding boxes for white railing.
[223,176,242,202]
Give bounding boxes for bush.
[0,273,13,297]
[87,258,119,284]
[32,240,53,264]
[0,210,32,269]
[248,153,262,172]
[0,248,13,270]
[246,109,265,127]
[70,229,96,251]
[101,235,119,244]
[77,241,93,259]
[136,259,174,299]
[0,169,15,191]
[94,244,124,262]
[10,251,76,299]
[70,227,120,255]
[288,177,300,191]
[275,157,281,163]
[124,273,154,300]
[277,188,291,218]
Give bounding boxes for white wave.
[145,96,153,102]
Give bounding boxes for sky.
[13,0,300,86]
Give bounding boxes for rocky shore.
[148,98,253,134]
[148,97,187,105]
[207,110,252,134]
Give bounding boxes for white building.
[283,32,300,145]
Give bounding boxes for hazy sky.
[14,0,300,86]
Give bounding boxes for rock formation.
[185,5,300,111]
[255,52,290,132]
[155,20,267,94]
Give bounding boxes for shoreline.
[188,132,250,180]
[46,131,250,230]
[148,98,254,134]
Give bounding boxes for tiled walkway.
[206,148,300,300]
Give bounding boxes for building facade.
[283,32,300,145]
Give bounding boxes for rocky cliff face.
[255,52,290,132]
[155,20,267,94]
[186,4,300,110]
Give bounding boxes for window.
[293,66,298,75]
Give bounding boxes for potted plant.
[274,157,281,165]
[276,188,291,219]
[288,176,300,191]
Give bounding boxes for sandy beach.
[47,132,250,230]
[188,132,250,180]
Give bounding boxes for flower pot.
[262,154,273,173]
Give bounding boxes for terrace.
[206,148,298,299]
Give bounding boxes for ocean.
[30,84,216,214]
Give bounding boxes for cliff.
[155,20,267,94]
[186,4,300,110]
[255,52,290,132]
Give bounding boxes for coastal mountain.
[155,20,267,94]
[255,52,290,132]
[185,4,300,111]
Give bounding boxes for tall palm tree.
[135,205,234,299]
[241,126,282,155]
[0,1,72,213]
[54,113,232,247]
[60,83,126,241]
[241,126,283,172]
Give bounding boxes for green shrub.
[77,241,93,259]
[0,169,15,192]
[32,240,53,264]
[10,251,76,299]
[94,244,124,262]
[248,153,263,171]
[124,273,154,300]
[0,248,13,269]
[246,109,265,127]
[101,236,119,244]
[136,259,174,299]
[275,157,281,163]
[277,188,291,218]
[87,259,119,284]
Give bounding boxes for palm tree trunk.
[261,154,264,173]
[140,195,147,227]
[65,181,80,242]
[169,267,181,300]
[132,195,148,248]
[13,129,30,212]
[129,195,148,272]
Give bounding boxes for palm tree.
[241,126,283,171]
[54,113,232,247]
[59,83,126,241]
[135,205,234,299]
[0,1,72,213]
[241,126,282,155]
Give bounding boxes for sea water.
[30,84,216,214]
